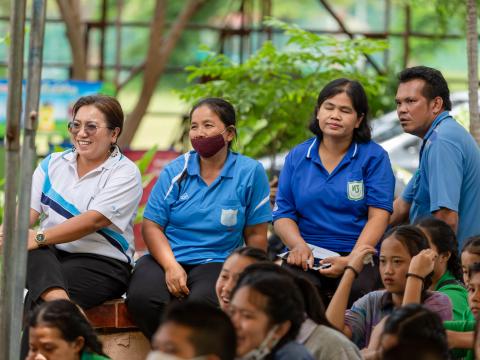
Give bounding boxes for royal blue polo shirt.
[273,137,395,253]
[402,111,480,247]
[144,150,272,264]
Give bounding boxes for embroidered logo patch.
[347,180,364,201]
[221,209,238,226]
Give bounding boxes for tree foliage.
[177,19,387,158]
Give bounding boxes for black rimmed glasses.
[67,121,113,135]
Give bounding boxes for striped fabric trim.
[40,155,131,263]
[306,138,317,158]
[352,142,358,157]
[164,152,191,200]
[253,195,270,212]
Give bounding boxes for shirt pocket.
[216,200,246,232]
[412,170,428,204]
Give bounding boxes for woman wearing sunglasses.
[20,94,142,357]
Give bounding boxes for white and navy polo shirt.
[30,148,142,264]
[144,150,272,264]
[273,137,395,253]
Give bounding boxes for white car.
[259,91,474,196]
[372,91,473,174]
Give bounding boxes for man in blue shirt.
[391,66,480,247]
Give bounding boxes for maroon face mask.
[191,130,227,158]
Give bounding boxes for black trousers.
[126,255,223,340]
[282,254,382,308]
[21,246,131,359]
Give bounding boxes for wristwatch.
[35,230,47,247]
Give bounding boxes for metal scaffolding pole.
[0,0,27,356]
[1,0,46,358]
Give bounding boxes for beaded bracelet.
[406,272,425,282]
[344,265,359,278]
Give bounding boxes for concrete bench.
[85,298,150,360]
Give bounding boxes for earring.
[72,145,76,153]
[110,143,118,157]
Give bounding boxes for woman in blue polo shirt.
[127,97,272,339]
[273,78,395,305]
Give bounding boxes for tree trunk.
[56,0,87,80]
[118,0,208,148]
[467,0,480,144]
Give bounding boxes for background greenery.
[0,0,478,152]
[178,19,387,158]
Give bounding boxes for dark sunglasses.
[68,121,113,135]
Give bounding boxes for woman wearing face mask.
[127,97,272,340]
[26,299,109,360]
[229,265,314,360]
[217,256,361,360]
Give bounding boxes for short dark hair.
[384,225,429,257]
[383,343,448,360]
[237,262,330,327]
[231,263,307,353]
[382,304,450,359]
[462,235,480,256]
[227,246,269,262]
[162,301,236,360]
[383,225,432,290]
[189,97,237,147]
[468,262,480,279]
[398,66,452,111]
[416,217,462,281]
[190,97,236,128]
[72,94,124,136]
[29,300,106,356]
[308,78,371,143]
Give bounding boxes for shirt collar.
[187,150,237,178]
[423,111,450,141]
[380,291,395,311]
[61,145,122,171]
[306,137,359,161]
[306,138,318,159]
[435,270,457,290]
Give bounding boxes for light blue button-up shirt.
[144,150,272,264]
[402,111,480,247]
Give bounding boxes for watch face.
[36,233,45,242]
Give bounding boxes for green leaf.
[176,18,387,158]
[135,145,158,174]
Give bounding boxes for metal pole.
[239,0,245,63]
[0,0,27,357]
[15,0,47,355]
[383,0,391,69]
[114,0,124,90]
[403,4,411,69]
[467,0,479,143]
[99,0,107,81]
